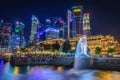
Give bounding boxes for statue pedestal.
[74,54,92,70]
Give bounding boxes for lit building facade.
[15,21,25,34]
[8,34,21,52]
[30,15,40,43]
[87,35,119,54]
[72,6,83,35]
[8,21,26,52]
[45,28,59,40]
[83,13,91,36]
[52,17,65,38]
[0,22,12,48]
[67,10,72,38]
[68,35,120,54]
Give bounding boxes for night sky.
[0,0,120,41]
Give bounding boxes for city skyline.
[0,0,120,40]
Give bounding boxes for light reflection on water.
[0,61,120,80]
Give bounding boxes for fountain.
[74,35,91,70]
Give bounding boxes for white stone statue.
[75,35,89,57]
[74,35,90,70]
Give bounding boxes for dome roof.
[45,28,59,33]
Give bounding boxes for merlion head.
[81,35,87,43]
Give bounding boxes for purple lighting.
[39,32,43,35]
[16,21,20,25]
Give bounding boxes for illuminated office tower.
[8,33,26,52]
[67,10,72,38]
[30,15,40,43]
[72,6,83,35]
[45,28,59,40]
[83,13,91,36]
[15,21,26,48]
[0,22,12,47]
[8,33,21,52]
[0,19,3,26]
[52,17,65,38]
[8,21,26,52]
[15,21,25,34]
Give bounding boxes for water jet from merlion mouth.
[74,35,90,70]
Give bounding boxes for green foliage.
[107,48,115,55]
[52,41,60,51]
[62,40,71,53]
[95,47,102,55]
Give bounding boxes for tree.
[107,48,115,55]
[62,40,71,53]
[87,47,91,56]
[52,41,60,51]
[95,47,102,56]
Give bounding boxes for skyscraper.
[30,15,40,43]
[67,10,72,38]
[15,21,25,34]
[0,22,12,48]
[8,21,26,52]
[72,6,83,35]
[83,13,91,36]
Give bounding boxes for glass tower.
[72,6,83,36]
[30,15,40,43]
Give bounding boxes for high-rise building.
[57,18,65,38]
[15,21,26,48]
[8,21,26,52]
[30,15,40,43]
[67,10,72,38]
[0,22,12,48]
[8,33,21,52]
[45,28,59,40]
[72,6,83,35]
[83,13,91,36]
[63,24,68,39]
[15,21,25,34]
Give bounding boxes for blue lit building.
[30,15,40,43]
[45,27,59,40]
[0,22,12,48]
[8,33,21,52]
[8,21,26,52]
[72,6,83,36]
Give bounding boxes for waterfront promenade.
[2,53,120,70]
[93,57,120,70]
[10,54,74,66]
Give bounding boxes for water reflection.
[14,66,20,74]
[94,71,120,80]
[57,66,64,72]
[0,62,120,80]
[94,71,112,80]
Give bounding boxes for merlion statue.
[74,35,91,70]
[75,35,89,57]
